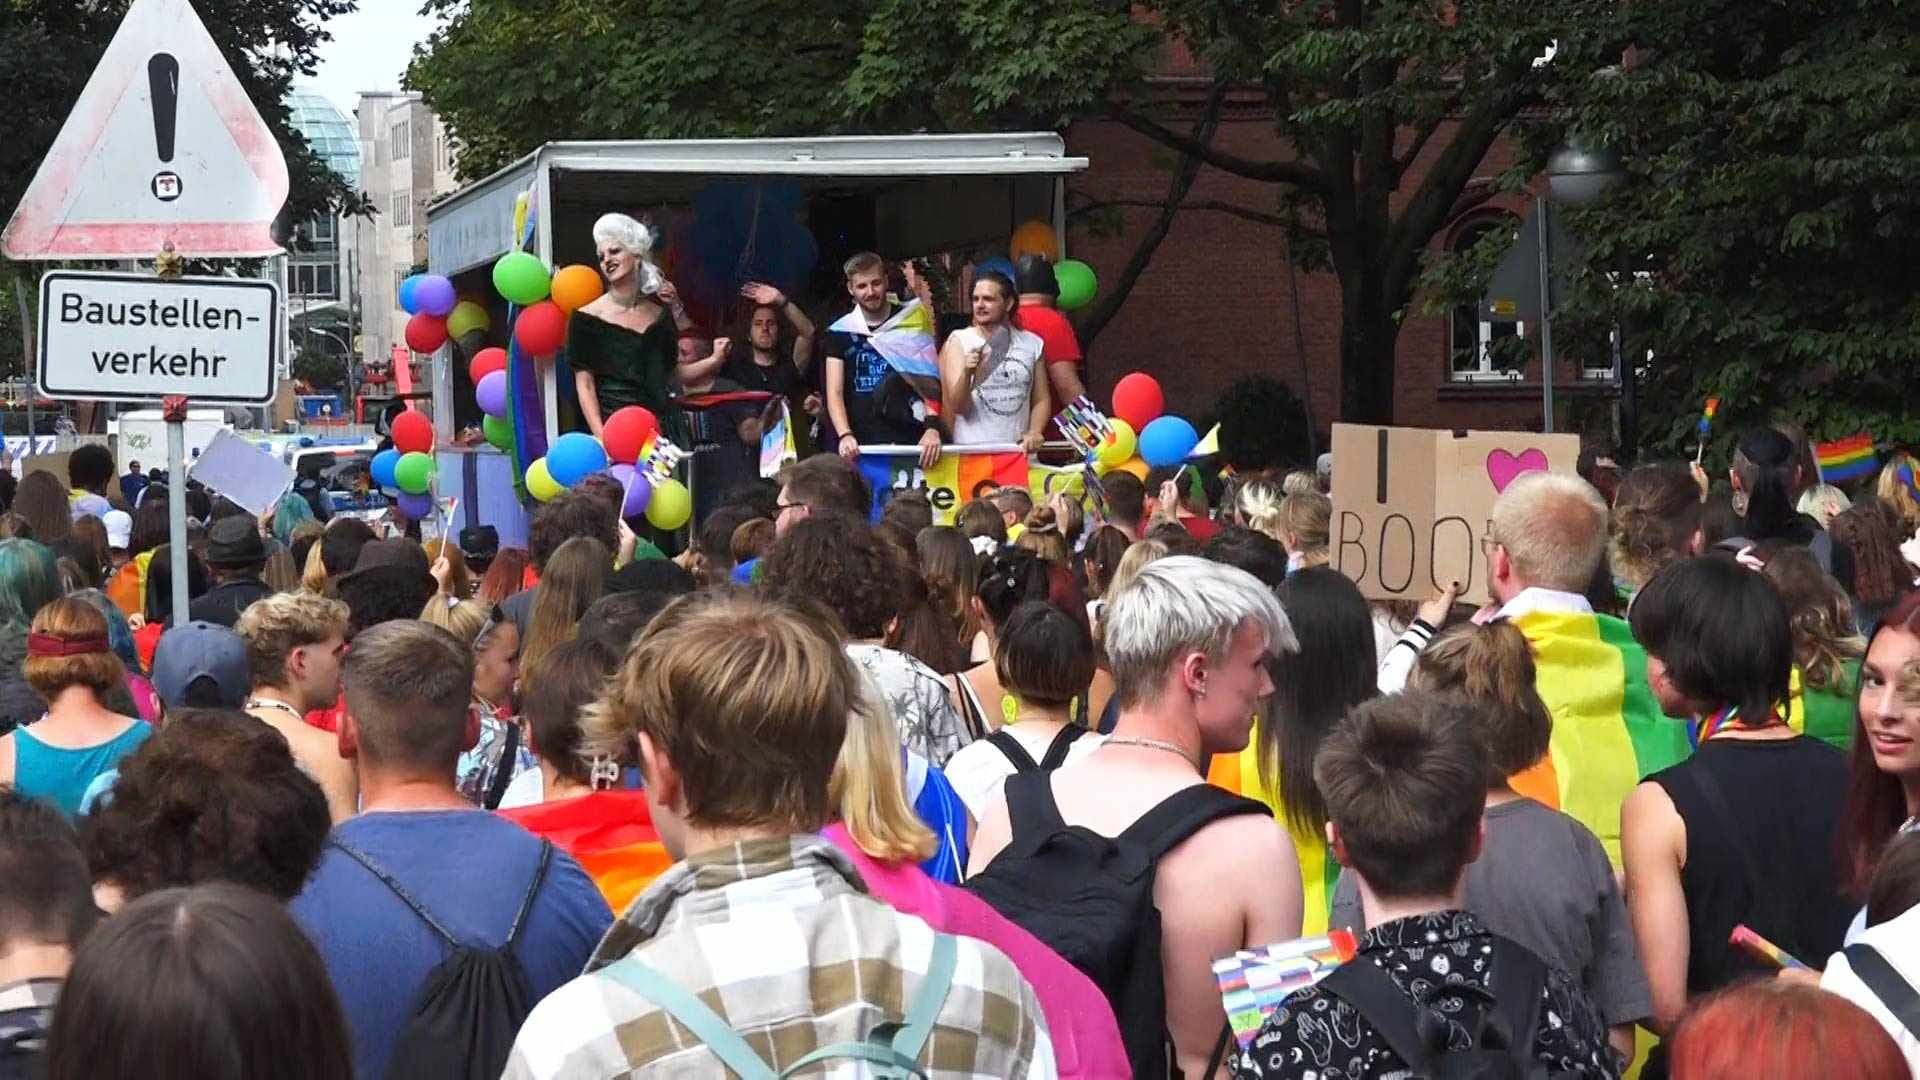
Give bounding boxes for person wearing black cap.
[187,517,273,629]
[1014,254,1088,413]
[459,524,499,578]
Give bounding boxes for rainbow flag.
[498,790,670,915]
[1208,743,1344,936]
[861,448,1072,526]
[1815,434,1877,484]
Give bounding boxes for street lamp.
[1535,141,1626,433]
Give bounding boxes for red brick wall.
[1062,115,1607,441]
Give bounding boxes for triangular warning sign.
[2,0,289,261]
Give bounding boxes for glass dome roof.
[286,87,360,187]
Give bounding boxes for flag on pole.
[1815,433,1877,484]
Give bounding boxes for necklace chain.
[1104,735,1199,771]
[246,697,303,720]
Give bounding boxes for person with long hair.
[938,270,1050,450]
[517,536,608,677]
[916,525,984,661]
[1621,557,1852,1051]
[1329,621,1649,1060]
[1875,451,1920,538]
[1833,497,1916,631]
[882,548,971,678]
[1013,504,1072,565]
[450,603,528,810]
[46,883,355,1080]
[1838,589,1920,910]
[10,472,71,547]
[1665,981,1907,1080]
[1730,427,1853,589]
[0,597,152,817]
[133,545,208,672]
[1610,463,1705,601]
[473,547,531,607]
[1238,565,1378,935]
[0,538,65,731]
[824,662,1129,1079]
[1276,490,1330,571]
[1233,477,1286,542]
[1757,542,1864,749]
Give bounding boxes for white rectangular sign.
[37,271,278,404]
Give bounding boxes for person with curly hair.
[1832,497,1917,631]
[761,514,973,766]
[79,709,330,911]
[1609,463,1706,602]
[1758,542,1865,750]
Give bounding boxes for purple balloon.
[415,274,457,318]
[475,370,508,418]
[395,492,434,519]
[608,463,651,518]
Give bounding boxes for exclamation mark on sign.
[148,53,182,202]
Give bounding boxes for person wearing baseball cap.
[149,620,251,712]
[1015,254,1088,418]
[188,516,273,629]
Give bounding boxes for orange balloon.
[550,264,605,314]
[1009,219,1060,263]
[1113,456,1149,481]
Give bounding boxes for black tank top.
[1650,736,1854,994]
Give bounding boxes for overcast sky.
[304,4,446,117]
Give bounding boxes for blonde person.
[235,592,358,822]
[1235,477,1286,542]
[1759,542,1865,750]
[824,663,1130,1079]
[300,540,330,594]
[1014,505,1072,565]
[1276,490,1331,570]
[517,536,608,677]
[1878,452,1920,537]
[452,604,528,810]
[0,597,152,818]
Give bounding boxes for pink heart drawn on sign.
[1486,448,1550,493]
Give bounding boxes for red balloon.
[601,406,660,465]
[1111,372,1165,430]
[404,313,449,355]
[390,409,435,455]
[469,347,507,384]
[513,301,567,357]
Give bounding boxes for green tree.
[293,348,347,390]
[1547,0,1920,458]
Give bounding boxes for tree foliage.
[1550,0,1920,457]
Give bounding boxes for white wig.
[1104,555,1297,708]
[591,213,665,294]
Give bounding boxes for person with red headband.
[0,597,151,818]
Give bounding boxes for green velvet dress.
[566,309,687,442]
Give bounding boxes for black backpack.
[984,724,1087,773]
[965,776,1268,1079]
[332,839,554,1080]
[1317,936,1572,1080]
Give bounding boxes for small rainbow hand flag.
[1815,433,1877,484]
[1697,397,1720,439]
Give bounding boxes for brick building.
[1061,89,1621,444]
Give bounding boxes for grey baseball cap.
[150,621,251,709]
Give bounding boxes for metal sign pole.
[1536,195,1557,435]
[163,394,190,627]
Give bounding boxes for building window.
[390,121,410,161]
[1448,217,1531,382]
[309,214,334,244]
[290,263,338,300]
[390,193,410,228]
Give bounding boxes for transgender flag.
[828,298,942,406]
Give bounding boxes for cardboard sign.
[1330,423,1581,604]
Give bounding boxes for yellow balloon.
[1009,219,1060,263]
[1114,456,1149,481]
[645,477,692,531]
[526,457,563,502]
[446,300,490,340]
[550,265,605,315]
[1096,418,1136,467]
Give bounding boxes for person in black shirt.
[1237,692,1621,1079]
[823,252,943,468]
[722,282,815,405]
[188,516,273,628]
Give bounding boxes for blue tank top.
[12,720,152,818]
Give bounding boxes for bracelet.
[839,432,855,443]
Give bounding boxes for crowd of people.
[8,409,1920,1078]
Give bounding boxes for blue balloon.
[1137,416,1200,468]
[398,275,423,316]
[370,448,401,490]
[547,431,609,488]
[976,256,1018,286]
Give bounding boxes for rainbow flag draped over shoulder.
[1815,434,1877,484]
[828,298,942,405]
[1506,610,1689,868]
[1207,741,1342,937]
[498,790,669,915]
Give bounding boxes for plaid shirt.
[504,835,1056,1078]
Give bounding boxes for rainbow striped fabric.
[498,790,670,915]
[1815,433,1877,484]
[1208,739,1343,937]
[860,450,1088,527]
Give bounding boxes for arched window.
[1448,217,1529,382]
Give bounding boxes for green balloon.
[492,252,551,307]
[1055,258,1097,311]
[482,413,514,451]
[394,451,435,495]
